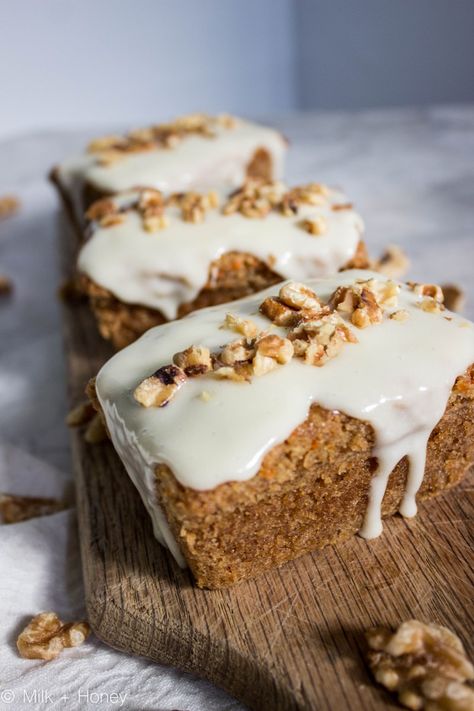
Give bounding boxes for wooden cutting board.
[60,228,474,711]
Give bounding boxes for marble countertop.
[0,104,473,709]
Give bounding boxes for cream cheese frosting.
[56,116,286,222]
[95,270,474,565]
[78,185,364,320]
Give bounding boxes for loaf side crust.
[153,366,474,588]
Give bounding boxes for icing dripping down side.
[95,271,474,563]
[78,188,363,320]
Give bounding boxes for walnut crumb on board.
[66,401,96,427]
[84,412,108,444]
[0,494,67,524]
[0,194,20,219]
[366,620,474,711]
[17,612,90,661]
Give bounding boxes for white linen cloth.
[1,108,473,710]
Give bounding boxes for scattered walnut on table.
[17,612,90,661]
[0,494,67,524]
[0,194,20,219]
[366,619,474,711]
[0,274,13,296]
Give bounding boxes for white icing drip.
[78,189,363,320]
[57,118,286,218]
[104,399,186,566]
[95,271,474,563]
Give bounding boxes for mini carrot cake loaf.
[77,181,368,348]
[92,270,474,588]
[50,113,287,234]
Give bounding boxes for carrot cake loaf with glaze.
[50,113,287,236]
[77,181,369,348]
[92,270,474,588]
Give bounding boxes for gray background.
[1,0,473,137]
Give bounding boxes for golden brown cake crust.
[79,242,370,349]
[152,366,474,589]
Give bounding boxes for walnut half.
[17,612,90,661]
[366,620,474,711]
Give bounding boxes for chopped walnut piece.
[212,365,252,382]
[441,284,465,313]
[330,283,383,328]
[66,401,96,427]
[217,113,237,129]
[17,612,90,661]
[288,313,357,366]
[331,202,353,211]
[358,277,400,310]
[99,213,127,228]
[221,312,258,339]
[366,620,474,711]
[84,412,108,444]
[219,339,255,366]
[390,309,410,322]
[252,334,294,375]
[0,494,67,524]
[87,115,236,163]
[87,134,127,153]
[179,191,213,223]
[85,197,117,222]
[260,282,328,327]
[255,334,294,363]
[260,296,301,327]
[173,345,212,376]
[134,365,187,407]
[137,188,168,231]
[0,194,20,219]
[143,213,169,232]
[281,183,329,215]
[374,245,410,278]
[300,216,327,236]
[0,274,13,295]
[418,298,445,314]
[279,282,323,312]
[223,179,285,218]
[410,282,444,302]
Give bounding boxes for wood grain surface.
[60,229,474,711]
